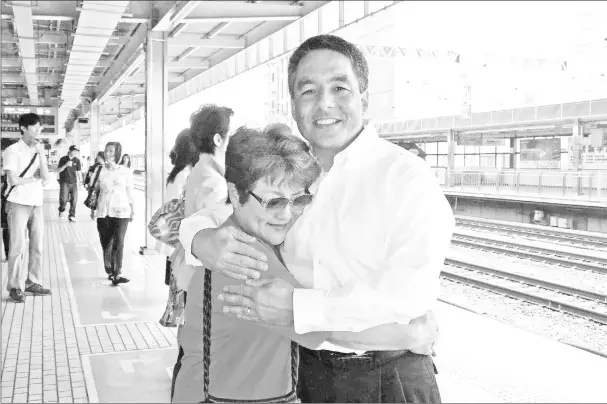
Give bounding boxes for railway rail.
[451,233,607,274]
[456,217,607,251]
[442,258,607,325]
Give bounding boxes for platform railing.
[435,169,607,202]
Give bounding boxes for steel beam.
[167,36,245,48]
[184,2,304,20]
[152,1,199,32]
[168,59,211,70]
[128,72,185,84]
[185,16,299,23]
[94,23,148,104]
[1,73,61,84]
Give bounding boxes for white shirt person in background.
[3,112,51,303]
[179,34,454,403]
[90,141,134,286]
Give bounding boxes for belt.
[304,348,408,362]
[303,348,438,374]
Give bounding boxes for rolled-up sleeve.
[293,162,455,334]
[180,205,233,266]
[3,147,18,174]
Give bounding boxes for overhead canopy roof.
[0,0,328,132]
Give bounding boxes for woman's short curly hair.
[189,104,234,154]
[225,125,322,205]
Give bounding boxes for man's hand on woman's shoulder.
[192,222,268,280]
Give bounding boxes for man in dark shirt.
[57,145,82,221]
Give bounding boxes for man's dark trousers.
[297,346,441,403]
[58,182,78,218]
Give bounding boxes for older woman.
[90,142,134,285]
[173,126,327,403]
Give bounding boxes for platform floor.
[2,192,607,403]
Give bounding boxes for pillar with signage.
[568,118,583,170]
[446,129,456,187]
[510,138,518,169]
[144,29,169,250]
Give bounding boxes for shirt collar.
[308,121,377,195]
[198,153,225,176]
[18,139,35,150]
[332,120,378,168]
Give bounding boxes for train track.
[451,232,607,274]
[456,217,607,251]
[442,258,607,325]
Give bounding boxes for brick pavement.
[1,201,176,403]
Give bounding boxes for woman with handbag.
[84,152,105,190]
[172,127,330,403]
[167,104,235,400]
[155,128,198,284]
[89,142,134,285]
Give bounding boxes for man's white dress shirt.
[3,139,43,206]
[180,124,454,351]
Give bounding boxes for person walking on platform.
[57,145,82,221]
[90,142,134,285]
[3,112,51,303]
[120,153,133,172]
[84,152,105,190]
[180,34,454,403]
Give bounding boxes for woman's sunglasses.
[249,191,314,213]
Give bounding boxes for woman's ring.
[247,308,251,315]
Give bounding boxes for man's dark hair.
[18,113,41,135]
[190,104,234,155]
[105,142,122,164]
[287,34,369,98]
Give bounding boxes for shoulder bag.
[147,190,186,247]
[1,153,38,228]
[84,165,102,210]
[198,268,299,403]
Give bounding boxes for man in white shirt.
[3,113,51,303]
[179,35,454,402]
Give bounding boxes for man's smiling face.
[291,49,368,154]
